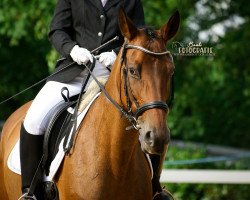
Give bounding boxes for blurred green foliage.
[165,182,250,200]
[142,0,250,149]
[0,0,57,116]
[164,145,250,199]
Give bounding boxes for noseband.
[84,42,173,130]
[120,43,172,129]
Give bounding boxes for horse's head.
[118,8,180,155]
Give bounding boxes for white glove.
[70,45,93,65]
[99,50,117,67]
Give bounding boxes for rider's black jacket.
[48,0,144,82]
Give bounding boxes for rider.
[19,0,171,199]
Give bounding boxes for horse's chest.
[61,152,151,199]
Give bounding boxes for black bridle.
[121,42,173,129]
[85,42,174,130]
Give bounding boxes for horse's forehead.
[132,29,170,57]
[128,46,173,70]
[126,29,174,71]
[138,28,164,46]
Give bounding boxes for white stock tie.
[101,0,108,7]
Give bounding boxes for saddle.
[42,95,77,175]
[42,77,109,175]
[42,61,96,175]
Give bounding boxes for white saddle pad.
[7,92,101,181]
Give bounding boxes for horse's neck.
[102,58,137,144]
[92,58,141,171]
[62,58,151,197]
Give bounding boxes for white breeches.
[23,61,110,135]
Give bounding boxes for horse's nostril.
[144,130,154,146]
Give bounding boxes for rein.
[86,42,173,130]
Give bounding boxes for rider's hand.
[70,45,93,65]
[99,50,116,67]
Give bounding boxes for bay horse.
[0,9,180,200]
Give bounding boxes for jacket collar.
[104,0,122,11]
[87,0,122,12]
[88,0,103,11]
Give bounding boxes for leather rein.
[85,42,173,130]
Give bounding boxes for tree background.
[0,0,249,199]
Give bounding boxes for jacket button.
[98,32,103,37]
[100,15,104,19]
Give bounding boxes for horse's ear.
[118,7,138,40]
[160,10,180,42]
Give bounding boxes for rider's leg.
[20,124,44,198]
[19,60,111,198]
[20,80,82,197]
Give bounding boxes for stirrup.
[18,192,37,200]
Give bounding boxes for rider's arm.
[48,0,77,59]
[131,0,145,28]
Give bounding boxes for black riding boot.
[151,155,175,200]
[20,123,44,199]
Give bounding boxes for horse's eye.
[129,68,140,78]
[129,68,136,75]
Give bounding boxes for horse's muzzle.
[138,123,170,155]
